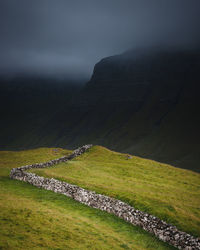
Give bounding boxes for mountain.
[0,76,83,149]
[53,49,200,171]
[1,49,200,171]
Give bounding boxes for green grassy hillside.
[30,146,200,238]
[0,148,175,250]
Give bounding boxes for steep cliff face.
[57,49,200,171]
[1,49,200,171]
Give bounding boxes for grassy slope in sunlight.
[0,148,174,250]
[31,146,200,237]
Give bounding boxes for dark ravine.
[10,145,200,250]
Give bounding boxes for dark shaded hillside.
[0,76,83,149]
[53,49,200,171]
[1,50,200,171]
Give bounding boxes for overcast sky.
[0,0,200,79]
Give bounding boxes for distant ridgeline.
[1,49,200,172]
[10,145,200,250]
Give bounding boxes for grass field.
[30,146,200,238]
[0,147,176,250]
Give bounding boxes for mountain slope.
[1,49,200,171]
[54,49,200,171]
[0,76,83,149]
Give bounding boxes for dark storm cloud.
[0,0,200,79]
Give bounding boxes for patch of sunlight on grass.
[0,147,175,250]
[31,145,200,237]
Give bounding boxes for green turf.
[30,146,200,237]
[0,147,175,250]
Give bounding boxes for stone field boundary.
[10,145,200,249]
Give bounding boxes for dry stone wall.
[10,145,200,250]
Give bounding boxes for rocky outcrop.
[10,145,200,249]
